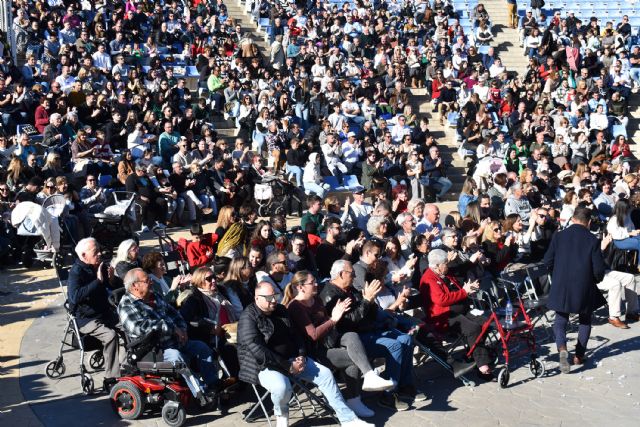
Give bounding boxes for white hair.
[50,113,62,122]
[112,239,138,268]
[75,237,98,260]
[330,260,350,280]
[428,249,448,269]
[123,267,144,292]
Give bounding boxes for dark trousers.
[449,313,491,367]
[139,196,168,227]
[321,332,373,399]
[554,311,592,357]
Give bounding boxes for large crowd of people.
[2,0,640,425]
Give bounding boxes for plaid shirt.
[118,291,187,349]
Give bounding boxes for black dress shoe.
[103,377,118,393]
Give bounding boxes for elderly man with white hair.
[67,237,120,392]
[118,267,219,403]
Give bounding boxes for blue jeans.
[359,329,414,389]
[257,357,356,423]
[303,182,328,197]
[613,237,640,265]
[164,340,218,389]
[197,194,218,216]
[286,164,303,187]
[431,177,453,197]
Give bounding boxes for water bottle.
[505,300,513,328]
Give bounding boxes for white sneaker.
[138,225,149,233]
[361,370,395,392]
[155,222,167,229]
[275,416,288,427]
[346,396,375,418]
[342,418,375,427]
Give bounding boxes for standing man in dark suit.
[543,206,606,373]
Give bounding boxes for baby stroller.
[253,175,303,217]
[154,226,190,277]
[110,327,218,427]
[469,273,546,388]
[90,191,138,257]
[44,254,105,395]
[11,195,71,264]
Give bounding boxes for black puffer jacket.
[237,303,305,385]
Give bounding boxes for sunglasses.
[257,294,278,303]
[205,275,215,282]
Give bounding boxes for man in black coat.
[67,237,120,391]
[544,206,606,373]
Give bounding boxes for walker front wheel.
[498,367,510,389]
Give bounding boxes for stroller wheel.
[82,373,95,395]
[498,367,510,389]
[110,381,145,420]
[45,359,66,379]
[257,204,270,218]
[162,401,187,427]
[529,359,546,378]
[89,351,105,370]
[274,205,285,216]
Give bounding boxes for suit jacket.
[543,224,606,314]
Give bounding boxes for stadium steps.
[483,1,528,76]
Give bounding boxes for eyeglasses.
[303,280,317,287]
[257,294,278,303]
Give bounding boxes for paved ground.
[2,218,640,427]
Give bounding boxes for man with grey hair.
[320,260,421,411]
[42,112,64,147]
[68,237,120,392]
[118,268,218,403]
[504,182,532,226]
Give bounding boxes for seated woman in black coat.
[178,266,239,378]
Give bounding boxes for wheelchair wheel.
[111,381,145,420]
[82,373,95,395]
[89,351,105,370]
[45,358,65,379]
[162,401,186,427]
[498,367,510,389]
[529,359,545,378]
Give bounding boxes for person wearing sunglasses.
[237,281,374,427]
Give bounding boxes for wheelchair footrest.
[136,361,178,374]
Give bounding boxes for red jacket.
[186,233,218,269]
[34,105,49,133]
[419,268,468,334]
